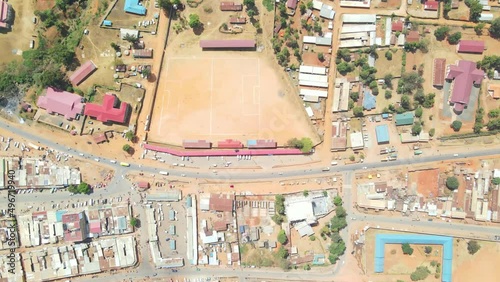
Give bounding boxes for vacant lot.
[375,49,403,78]
[409,168,440,199]
[0,0,37,64]
[374,0,401,10]
[448,2,470,21]
[384,243,442,275]
[453,239,500,282]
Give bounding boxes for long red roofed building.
[433,58,446,87]
[424,1,439,10]
[84,94,130,124]
[69,61,97,86]
[217,139,243,149]
[199,40,256,49]
[457,40,485,54]
[0,0,13,29]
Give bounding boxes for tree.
[123,34,139,43]
[398,72,424,95]
[337,62,352,75]
[467,240,481,255]
[317,52,324,61]
[110,43,120,52]
[68,182,90,194]
[299,3,306,14]
[429,128,435,137]
[446,176,459,190]
[434,26,450,41]
[385,50,393,60]
[125,131,134,141]
[130,217,138,227]
[303,190,309,197]
[451,120,462,132]
[353,106,364,117]
[158,0,181,11]
[188,14,202,28]
[335,206,347,218]
[330,216,347,232]
[465,0,483,22]
[333,196,343,206]
[385,90,392,100]
[447,32,462,45]
[490,18,500,38]
[287,138,302,148]
[272,214,284,225]
[350,91,359,102]
[277,230,288,244]
[123,144,131,153]
[275,194,285,215]
[424,246,432,254]
[276,246,289,259]
[415,107,423,118]
[384,74,393,89]
[412,122,422,135]
[299,137,313,153]
[474,22,485,35]
[492,177,500,185]
[402,243,414,255]
[410,266,431,281]
[401,95,411,110]
[488,109,500,118]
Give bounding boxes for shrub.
[277,230,288,244]
[402,243,414,255]
[451,120,462,132]
[410,266,430,281]
[424,246,432,254]
[446,176,459,190]
[467,240,481,255]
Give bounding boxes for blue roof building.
[375,234,453,282]
[363,90,376,110]
[395,112,414,126]
[102,20,112,27]
[375,124,390,144]
[124,0,147,15]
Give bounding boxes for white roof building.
[300,88,328,98]
[305,106,314,117]
[350,132,364,150]
[341,24,376,33]
[299,65,327,75]
[120,28,139,40]
[320,5,335,19]
[312,0,323,10]
[342,14,376,24]
[479,13,494,21]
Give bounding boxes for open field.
[374,0,401,10]
[375,49,403,78]
[149,53,316,146]
[448,2,470,21]
[0,0,37,64]
[410,168,440,198]
[384,243,442,275]
[452,239,500,282]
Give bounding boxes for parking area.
[34,110,84,133]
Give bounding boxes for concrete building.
[36,87,85,120]
[446,60,484,112]
[84,94,131,124]
[350,132,364,150]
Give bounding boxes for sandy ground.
[452,240,500,282]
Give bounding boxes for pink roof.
[84,94,129,123]
[89,221,101,234]
[391,21,403,32]
[1,1,9,22]
[217,139,243,149]
[406,30,420,43]
[446,60,484,111]
[199,40,256,49]
[144,143,304,157]
[36,87,84,120]
[62,213,85,242]
[69,61,97,85]
[424,1,438,10]
[183,140,212,149]
[457,40,484,54]
[287,0,298,9]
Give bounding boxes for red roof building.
[217,139,243,149]
[84,94,130,124]
[424,1,439,10]
[144,143,304,157]
[36,87,84,120]
[213,221,228,231]
[93,133,108,144]
[62,212,88,242]
[433,58,446,87]
[132,48,153,58]
[220,2,243,11]
[287,0,298,9]
[137,181,150,189]
[229,17,246,24]
[183,140,212,149]
[89,221,101,235]
[247,139,277,149]
[406,30,420,43]
[457,40,485,54]
[69,61,97,86]
[0,1,13,28]
[199,40,256,49]
[209,194,235,212]
[391,21,403,32]
[446,60,484,112]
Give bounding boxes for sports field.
[149,53,316,146]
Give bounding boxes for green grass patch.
[263,0,274,11]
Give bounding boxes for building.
[93,133,107,144]
[62,212,88,242]
[424,1,439,10]
[206,193,235,212]
[132,49,153,58]
[137,181,150,190]
[433,58,446,87]
[446,60,484,112]
[84,94,130,124]
[331,121,348,151]
[488,84,500,99]
[395,112,414,126]
[391,20,403,32]
[363,90,376,110]
[457,40,485,54]
[124,0,146,15]
[342,14,376,24]
[199,39,256,50]
[36,87,84,120]
[217,139,243,149]
[479,13,494,22]
[332,78,350,112]
[229,17,246,24]
[120,28,139,40]
[69,60,97,86]
[340,0,372,8]
[247,139,277,149]
[102,20,112,27]
[406,30,420,43]
[183,140,212,149]
[350,132,364,150]
[220,2,243,11]
[0,0,13,29]
[286,0,298,10]
[375,125,390,144]
[319,5,335,19]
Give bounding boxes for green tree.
[330,216,347,232]
[303,190,309,197]
[398,72,424,95]
[276,246,289,258]
[69,182,90,194]
[492,177,500,185]
[317,52,325,61]
[125,131,134,141]
[385,50,393,60]
[353,106,364,117]
[272,214,284,225]
[123,34,139,43]
[384,74,393,89]
[130,217,138,227]
[474,23,485,35]
[412,122,422,135]
[275,194,285,215]
[158,0,181,11]
[299,3,306,14]
[333,196,343,206]
[490,18,500,38]
[488,109,500,118]
[446,176,459,190]
[188,14,202,28]
[429,128,435,137]
[410,266,431,281]
[335,206,347,218]
[337,62,353,75]
[123,144,131,153]
[350,91,359,102]
[277,230,288,244]
[467,240,481,255]
[402,243,414,255]
[299,137,313,153]
[415,107,423,118]
[424,246,432,254]
[451,120,462,132]
[465,0,483,22]
[385,90,392,99]
[447,32,462,44]
[434,26,450,41]
[401,95,412,110]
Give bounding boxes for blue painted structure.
[375,124,390,144]
[363,90,376,110]
[374,234,453,282]
[124,0,147,15]
[102,20,112,26]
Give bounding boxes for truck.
[28,143,40,150]
[120,162,130,167]
[414,150,423,155]
[159,171,169,176]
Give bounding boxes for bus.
[159,171,169,176]
[120,162,130,167]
